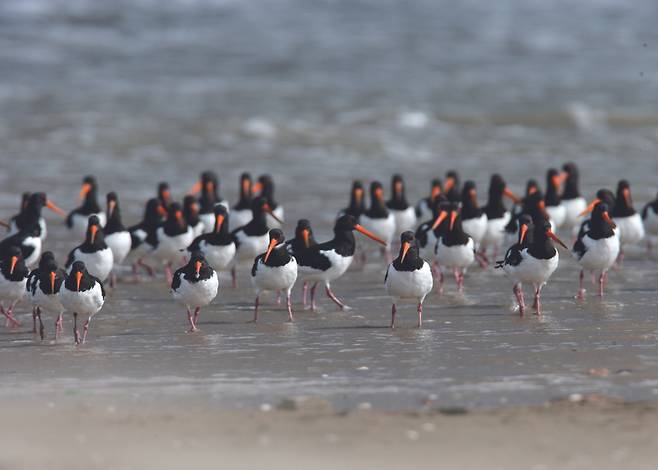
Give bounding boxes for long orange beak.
[90,224,98,244]
[538,199,549,218]
[623,187,631,206]
[242,179,251,195]
[189,202,199,216]
[79,183,92,200]
[0,219,9,229]
[579,198,601,217]
[252,182,263,194]
[400,241,411,263]
[175,210,185,229]
[602,211,616,229]
[76,271,83,291]
[431,186,441,200]
[354,187,363,205]
[547,229,568,249]
[107,199,116,218]
[354,224,387,246]
[215,214,225,233]
[157,204,167,217]
[519,223,528,244]
[302,228,310,248]
[9,256,17,275]
[527,186,538,196]
[263,203,283,224]
[187,181,202,195]
[503,187,521,203]
[205,181,214,193]
[449,211,457,231]
[264,238,278,263]
[431,210,448,230]
[161,189,171,204]
[195,260,202,277]
[46,200,66,217]
[50,271,56,292]
[374,187,384,200]
[469,188,477,206]
[444,177,455,192]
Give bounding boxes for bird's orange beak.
[189,202,199,216]
[354,187,363,205]
[90,224,98,244]
[242,179,251,195]
[503,187,521,203]
[623,187,632,206]
[527,186,538,196]
[469,188,477,206]
[175,210,185,229]
[107,199,116,218]
[431,185,441,200]
[195,260,202,277]
[354,224,387,246]
[546,229,568,249]
[187,181,202,195]
[252,182,263,194]
[602,211,616,229]
[263,203,283,224]
[431,210,448,230]
[46,200,66,217]
[444,177,455,192]
[302,228,310,248]
[400,241,411,263]
[157,204,167,217]
[519,223,528,244]
[205,181,214,193]
[374,187,384,201]
[215,214,225,233]
[50,271,57,293]
[551,175,562,189]
[161,189,171,204]
[75,271,83,291]
[579,198,601,217]
[449,211,457,231]
[9,256,17,275]
[264,237,278,263]
[79,183,92,200]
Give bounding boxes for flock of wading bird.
[1,164,657,344]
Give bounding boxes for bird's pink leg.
[73,313,80,346]
[81,317,92,344]
[310,282,319,311]
[513,283,525,316]
[325,283,346,310]
[302,281,309,308]
[109,272,117,289]
[531,283,539,309]
[598,272,605,297]
[390,303,397,329]
[192,306,200,329]
[475,251,488,269]
[456,269,465,293]
[55,314,63,339]
[32,307,37,334]
[164,263,173,285]
[251,296,260,323]
[478,249,490,265]
[417,302,423,328]
[276,290,282,305]
[186,308,198,332]
[138,258,155,277]
[4,303,21,328]
[231,267,237,288]
[131,262,141,282]
[36,307,44,340]
[286,292,294,323]
[437,269,444,295]
[577,269,585,299]
[534,284,543,315]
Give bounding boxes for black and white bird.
[171,251,218,332]
[128,198,167,279]
[642,191,658,252]
[385,232,433,328]
[254,174,284,229]
[296,215,386,310]
[360,181,395,258]
[250,229,298,323]
[152,202,193,283]
[338,180,366,220]
[189,171,228,233]
[386,174,417,237]
[0,222,42,268]
[495,214,533,315]
[415,195,449,261]
[434,206,475,293]
[611,180,645,258]
[572,203,619,299]
[66,175,106,238]
[0,246,28,328]
[544,168,566,228]
[104,192,131,287]
[186,205,236,275]
[59,261,105,345]
[66,215,114,282]
[230,172,254,230]
[415,178,442,220]
[576,189,617,239]
[7,192,65,241]
[460,181,488,252]
[285,219,317,308]
[561,162,587,229]
[183,195,204,237]
[26,251,66,340]
[481,174,520,261]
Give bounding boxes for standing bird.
[183,195,204,237]
[576,189,617,239]
[65,215,114,282]
[189,171,228,233]
[415,178,442,220]
[561,162,587,229]
[385,232,433,328]
[7,192,65,241]
[544,168,566,228]
[435,206,475,293]
[444,170,461,203]
[460,181,488,254]
[338,180,366,220]
[642,191,658,252]
[230,172,254,230]
[0,223,42,268]
[415,195,450,261]
[285,219,318,308]
[59,261,105,345]
[296,215,386,310]
[611,180,645,261]
[67,175,106,238]
[171,251,218,332]
[152,202,193,284]
[26,251,66,340]
[186,205,236,275]
[0,246,28,328]
[360,181,395,260]
[495,215,534,315]
[251,229,298,323]
[128,198,167,279]
[386,174,417,237]
[158,182,173,209]
[573,203,619,299]
[104,192,131,287]
[481,174,520,262]
[254,175,284,229]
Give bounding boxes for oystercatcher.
[171,251,218,332]
[481,174,520,260]
[386,174,417,237]
[26,251,66,339]
[59,261,105,345]
[183,195,204,237]
[460,181,488,253]
[186,205,236,275]
[230,172,254,230]
[434,205,475,293]
[251,229,298,322]
[338,180,366,220]
[642,191,658,252]
[67,175,106,238]
[0,246,28,328]
[128,198,166,279]
[104,192,131,287]
[561,162,587,229]
[189,171,228,233]
[360,181,395,259]
[611,180,645,260]
[385,231,433,328]
[576,189,617,239]
[152,202,193,283]
[415,195,449,261]
[0,222,42,268]
[444,170,461,203]
[544,168,566,228]
[495,214,534,315]
[8,192,65,241]
[296,215,386,310]
[573,202,619,298]
[158,182,172,208]
[254,174,284,229]
[65,215,114,282]
[285,219,317,307]
[415,178,442,220]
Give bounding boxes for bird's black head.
[83,175,97,186]
[28,192,47,209]
[167,202,187,229]
[489,174,505,192]
[525,179,539,196]
[183,195,198,212]
[562,162,578,177]
[370,181,384,200]
[294,219,313,247]
[3,245,22,262]
[189,250,206,264]
[462,181,477,202]
[335,214,357,232]
[391,174,405,195]
[547,168,561,189]
[39,251,57,269]
[268,229,285,244]
[400,230,416,245]
[158,182,171,204]
[85,215,103,244]
[145,198,166,219]
[201,171,218,184]
[596,189,615,207]
[70,261,86,274]
[106,192,119,216]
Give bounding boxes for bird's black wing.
[64,248,77,269]
[572,236,586,260]
[295,248,331,271]
[251,255,264,277]
[171,268,184,290]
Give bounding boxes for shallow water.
[1,0,658,411]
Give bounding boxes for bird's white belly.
[59,283,104,316]
[235,232,269,262]
[482,213,510,248]
[615,213,645,245]
[546,204,566,228]
[462,213,488,247]
[385,262,433,302]
[252,257,298,292]
[360,213,395,245]
[299,250,353,283]
[201,241,236,272]
[22,236,42,267]
[644,208,658,235]
[229,209,253,231]
[562,197,587,228]
[516,250,559,284]
[30,288,65,314]
[435,238,475,269]
[69,247,114,281]
[266,206,285,229]
[391,207,417,236]
[199,213,215,234]
[419,231,438,260]
[0,277,26,303]
[577,235,619,271]
[172,272,219,308]
[153,228,194,264]
[105,231,132,265]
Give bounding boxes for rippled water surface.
[1,0,658,410]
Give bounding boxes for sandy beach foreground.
[3,396,658,470]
